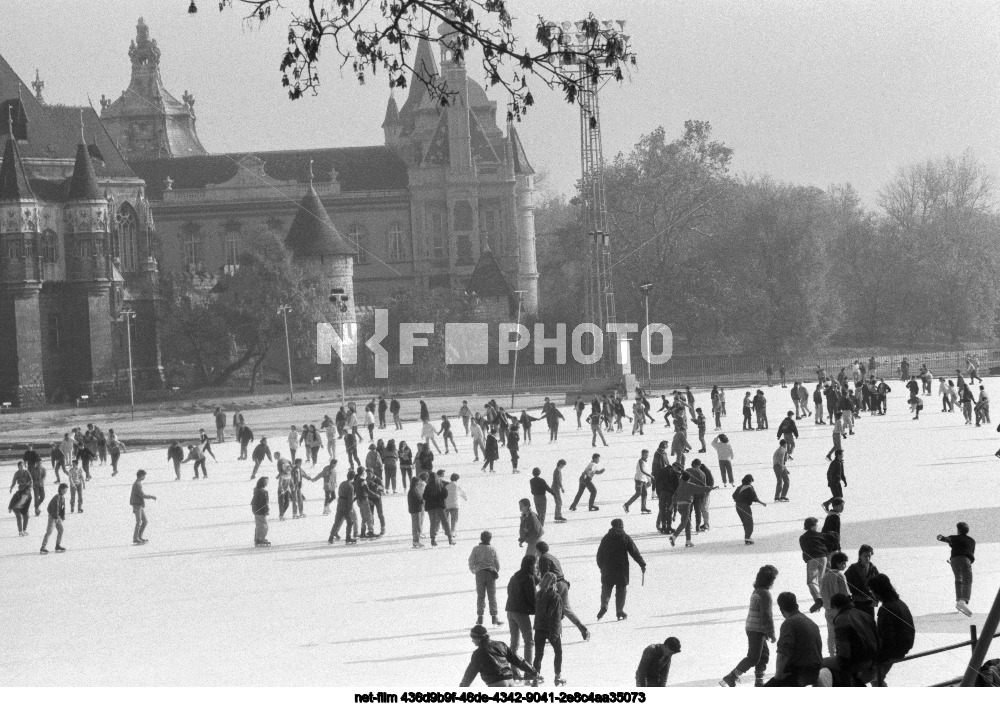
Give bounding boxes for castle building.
[0,54,163,406]
[117,18,539,314]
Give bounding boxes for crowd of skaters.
[4,364,996,687]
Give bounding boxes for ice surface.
[1,385,997,687]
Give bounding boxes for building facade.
[0,53,164,405]
[116,18,539,313]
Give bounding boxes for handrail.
[905,625,1000,686]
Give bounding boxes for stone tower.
[382,25,539,314]
[284,169,358,324]
[101,17,207,160]
[0,121,44,405]
[65,120,115,394]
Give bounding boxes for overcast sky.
[5,0,1000,204]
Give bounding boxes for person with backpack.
[251,477,270,547]
[720,565,779,687]
[635,637,682,687]
[818,594,880,687]
[937,522,976,616]
[733,475,767,544]
[867,574,915,686]
[459,625,538,688]
[469,530,503,627]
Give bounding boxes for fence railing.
[907,625,1000,686]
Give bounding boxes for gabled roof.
[0,53,134,178]
[399,34,440,117]
[285,183,356,258]
[421,112,450,166]
[467,249,514,299]
[470,110,500,163]
[0,136,34,201]
[68,140,102,200]
[382,95,400,127]
[509,126,534,176]
[131,146,408,199]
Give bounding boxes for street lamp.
[277,304,294,401]
[117,308,136,420]
[511,290,526,408]
[329,288,351,407]
[639,281,653,387]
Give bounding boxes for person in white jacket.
[711,434,735,487]
[446,472,469,533]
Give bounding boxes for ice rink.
[2,383,998,687]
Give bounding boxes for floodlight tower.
[549,19,629,379]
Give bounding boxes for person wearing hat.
[732,475,766,544]
[459,624,537,687]
[636,637,681,686]
[596,519,646,621]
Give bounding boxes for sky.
[4,0,1000,204]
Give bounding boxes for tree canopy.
[199,1,635,118]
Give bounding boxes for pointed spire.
[67,110,102,201]
[399,33,440,117]
[0,107,35,201]
[382,94,400,127]
[285,184,356,258]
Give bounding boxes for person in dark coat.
[250,437,272,479]
[423,471,454,546]
[533,572,566,686]
[407,473,426,548]
[460,625,537,688]
[329,470,357,544]
[167,441,185,481]
[482,431,500,473]
[825,450,846,506]
[763,592,822,687]
[505,555,538,670]
[844,545,879,617]
[251,477,270,547]
[595,519,646,621]
[635,637,682,687]
[868,574,914,686]
[237,424,255,460]
[733,474,767,544]
[819,593,880,686]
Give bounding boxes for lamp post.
[639,281,653,387]
[117,308,136,420]
[511,290,526,408]
[277,304,294,402]
[329,288,351,407]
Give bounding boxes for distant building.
[0,54,163,405]
[113,18,538,313]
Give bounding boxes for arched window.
[115,203,139,272]
[387,222,404,261]
[181,222,203,271]
[40,230,58,263]
[348,224,369,264]
[223,220,241,273]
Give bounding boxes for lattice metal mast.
[547,19,628,378]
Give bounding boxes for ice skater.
[568,454,605,512]
[937,522,975,616]
[468,530,503,626]
[623,450,652,514]
[252,477,271,547]
[720,565,778,687]
[39,483,68,554]
[595,518,646,621]
[732,475,766,544]
[529,467,555,525]
[130,470,156,545]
